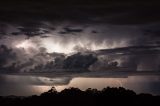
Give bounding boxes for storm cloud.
[0,45,16,67]
[0,0,160,72]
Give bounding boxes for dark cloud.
[0,45,16,67]
[63,53,97,69]
[91,30,98,34]
[33,54,66,72]
[40,35,50,38]
[29,53,98,72]
[0,24,7,39]
[11,27,49,38]
[1,44,160,73]
[94,45,160,71]
[96,45,160,55]
[59,27,83,34]
[90,58,119,71]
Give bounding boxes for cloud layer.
[0,0,160,72]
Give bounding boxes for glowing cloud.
[15,40,36,51]
[41,37,75,54]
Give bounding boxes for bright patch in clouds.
[15,40,36,50]
[41,38,75,54]
[13,35,122,54]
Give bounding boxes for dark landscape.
[0,87,160,106]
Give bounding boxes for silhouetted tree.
[0,87,159,106]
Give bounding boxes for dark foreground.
[0,87,160,106]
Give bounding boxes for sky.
[0,0,160,72]
[1,75,160,96]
